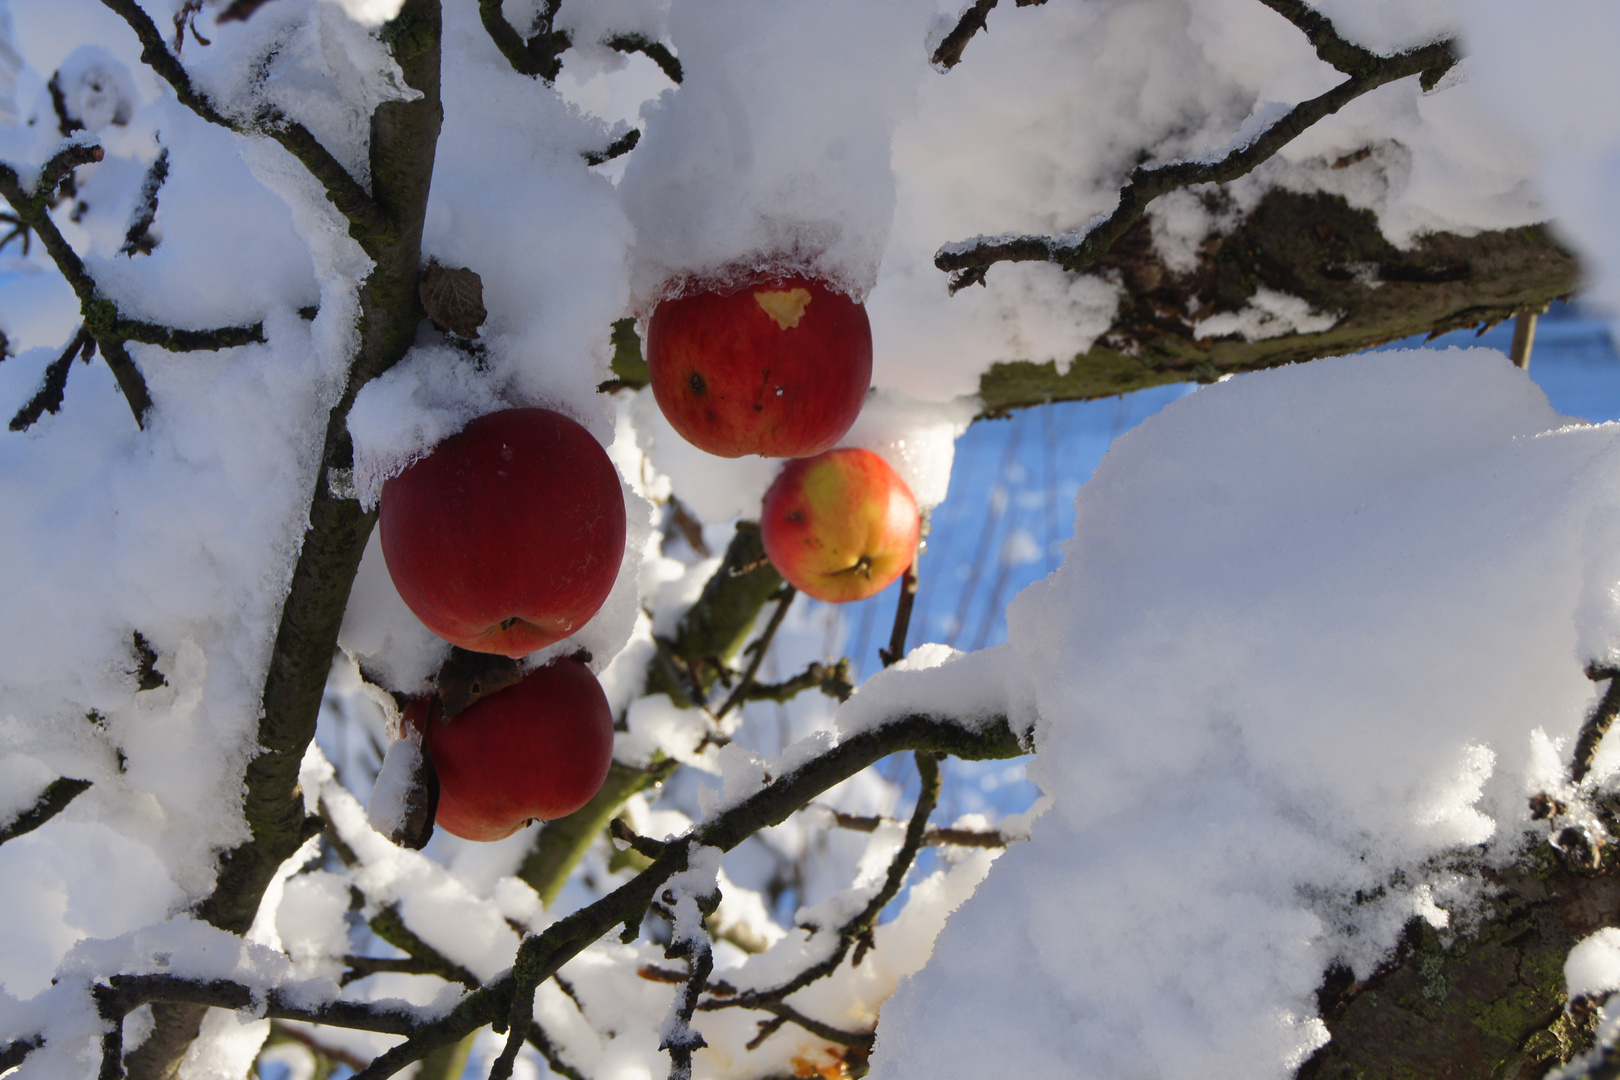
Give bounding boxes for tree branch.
[731,659,854,708]
[478,0,569,82]
[0,776,92,845]
[343,713,1021,1080]
[368,905,480,989]
[97,0,387,241]
[716,586,796,719]
[703,752,942,1011]
[605,34,683,84]
[930,0,1047,71]
[935,14,1457,291]
[1573,666,1620,784]
[9,325,93,432]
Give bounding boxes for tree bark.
[975,188,1580,415]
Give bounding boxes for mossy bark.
[976,189,1580,415]
[1299,844,1618,1079]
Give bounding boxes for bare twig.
[731,658,854,707]
[935,7,1457,291]
[820,807,1010,849]
[611,817,671,860]
[878,556,920,668]
[656,875,717,1080]
[0,776,92,845]
[716,586,797,719]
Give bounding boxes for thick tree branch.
[936,20,1457,291]
[0,776,92,845]
[97,0,387,241]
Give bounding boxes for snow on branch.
[701,753,942,1016]
[478,0,571,82]
[934,2,1458,291]
[929,0,1047,72]
[319,712,1022,1080]
[0,144,268,429]
[97,0,388,240]
[0,775,92,846]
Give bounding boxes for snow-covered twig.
[9,325,93,433]
[0,775,92,845]
[118,147,169,257]
[604,34,684,85]
[701,752,943,1013]
[478,0,570,82]
[1574,666,1620,784]
[929,0,1047,72]
[97,0,388,239]
[654,851,721,1080]
[338,714,1021,1080]
[934,4,1458,291]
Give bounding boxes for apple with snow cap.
[761,447,920,603]
[407,657,615,841]
[379,407,625,658]
[646,275,872,458]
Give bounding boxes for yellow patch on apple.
[754,287,813,330]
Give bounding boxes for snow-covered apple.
[646,275,872,458]
[407,657,615,841]
[379,407,626,658]
[761,447,920,603]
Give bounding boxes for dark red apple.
[406,658,615,841]
[761,447,920,603]
[646,275,872,458]
[379,407,626,658]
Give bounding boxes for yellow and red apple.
[406,657,615,841]
[646,275,871,458]
[761,447,919,603]
[379,407,625,658]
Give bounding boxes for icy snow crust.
[872,349,1620,1079]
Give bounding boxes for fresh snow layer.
[872,349,1620,1080]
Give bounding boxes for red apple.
[406,658,615,841]
[760,447,920,603]
[379,407,626,658]
[646,275,872,458]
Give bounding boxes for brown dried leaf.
[420,259,487,339]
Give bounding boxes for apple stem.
[715,586,797,721]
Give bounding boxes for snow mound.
[873,348,1620,1080]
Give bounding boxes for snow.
[2,0,1619,1077]
[872,349,1620,1079]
